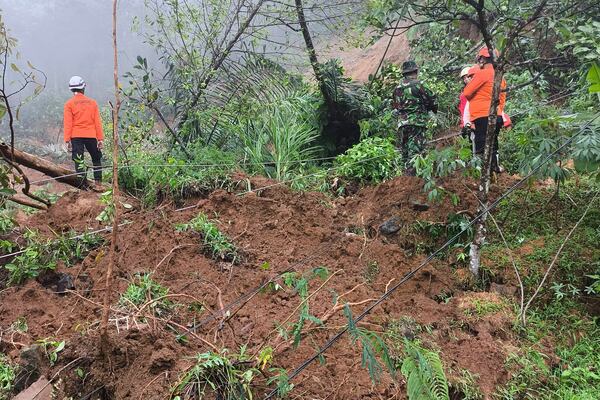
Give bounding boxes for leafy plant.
[334,136,400,183]
[266,368,294,398]
[176,213,238,262]
[171,349,258,400]
[344,304,395,383]
[36,338,65,366]
[3,229,103,285]
[278,267,329,348]
[414,139,479,203]
[0,354,15,399]
[96,189,132,223]
[400,339,449,400]
[119,273,172,315]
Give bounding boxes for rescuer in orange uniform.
[63,76,104,190]
[462,47,506,173]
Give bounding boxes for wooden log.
[0,142,89,188]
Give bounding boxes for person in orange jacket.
[462,47,507,173]
[63,76,104,190]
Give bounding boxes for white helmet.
[459,66,472,78]
[69,76,86,90]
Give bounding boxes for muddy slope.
[1,175,525,399]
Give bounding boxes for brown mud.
[0,174,547,399]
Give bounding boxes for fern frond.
[401,339,449,400]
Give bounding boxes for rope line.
[263,114,600,399]
[28,156,339,186]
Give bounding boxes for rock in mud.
[13,345,46,393]
[36,271,75,295]
[411,200,430,211]
[379,216,403,235]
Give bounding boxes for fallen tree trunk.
[0,142,89,188]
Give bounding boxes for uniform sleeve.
[463,71,486,101]
[63,102,72,142]
[422,85,438,113]
[94,102,104,141]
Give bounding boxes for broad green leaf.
[587,62,600,93]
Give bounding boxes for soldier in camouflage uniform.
[392,61,438,174]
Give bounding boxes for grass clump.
[176,213,238,262]
[0,354,15,399]
[120,273,172,315]
[171,348,258,400]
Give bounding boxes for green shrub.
[0,354,15,399]
[227,91,323,181]
[171,349,258,400]
[119,146,236,206]
[120,273,172,315]
[3,230,103,285]
[334,136,400,183]
[176,213,239,262]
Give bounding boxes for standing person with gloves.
[462,47,506,173]
[458,66,476,153]
[392,60,438,175]
[63,76,104,190]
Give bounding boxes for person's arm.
[421,84,438,113]
[94,102,104,141]
[462,72,486,100]
[63,102,73,143]
[463,100,471,127]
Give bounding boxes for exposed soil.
[0,174,549,399]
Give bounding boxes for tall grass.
[229,92,323,181]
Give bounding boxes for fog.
[0,0,152,103]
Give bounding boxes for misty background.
[1,0,152,103]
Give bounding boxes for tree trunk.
[469,66,505,277]
[295,0,322,82]
[100,0,121,354]
[0,142,90,188]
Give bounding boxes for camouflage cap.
[401,60,418,74]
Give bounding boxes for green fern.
[344,304,395,383]
[401,339,449,400]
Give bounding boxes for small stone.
[411,200,430,211]
[379,216,403,235]
[14,345,45,393]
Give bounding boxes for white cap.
[459,66,472,78]
[69,76,86,90]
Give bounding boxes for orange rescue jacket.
[462,63,506,120]
[63,93,104,142]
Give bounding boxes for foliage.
[344,304,395,383]
[334,136,400,183]
[3,230,103,285]
[266,368,294,398]
[120,146,236,207]
[36,338,65,367]
[400,339,449,400]
[120,273,172,315]
[0,354,15,399]
[226,90,323,181]
[171,348,258,400]
[414,138,480,203]
[278,267,329,348]
[462,298,505,318]
[176,213,238,262]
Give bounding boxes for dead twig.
[521,190,599,325]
